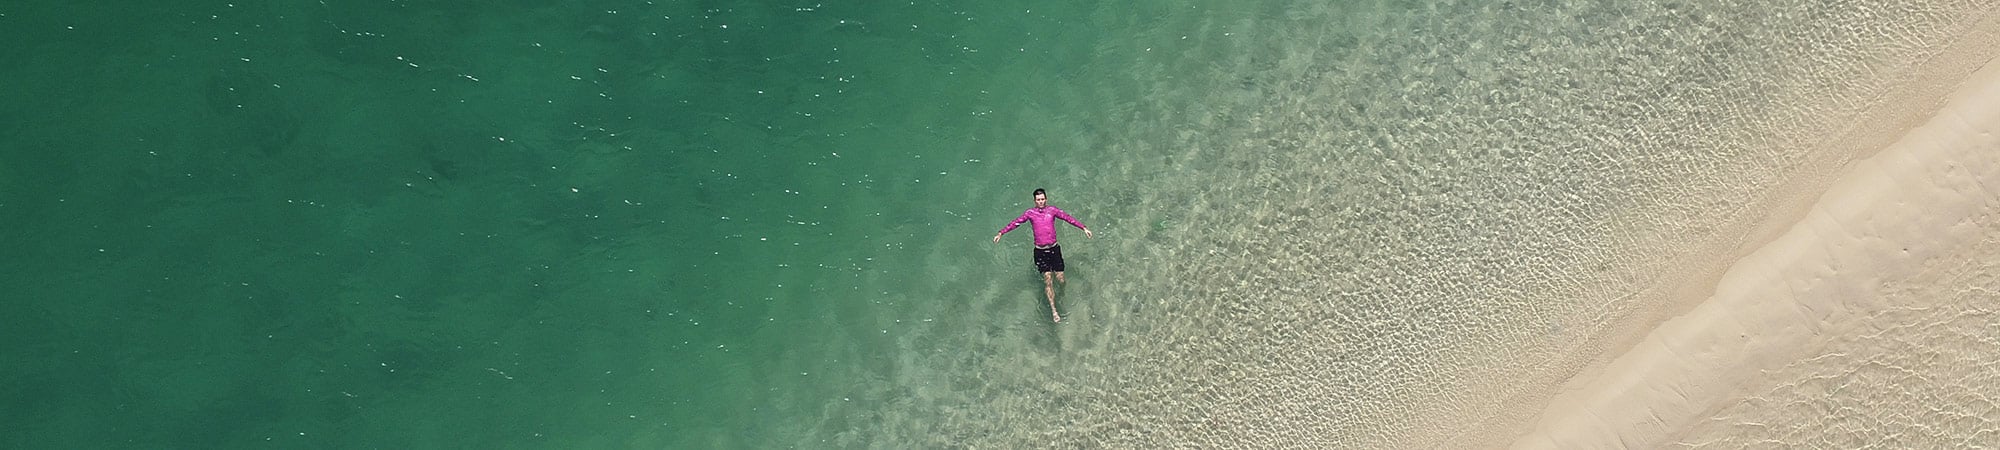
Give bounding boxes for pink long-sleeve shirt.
[998,206,1085,247]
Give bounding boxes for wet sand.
[1503,16,2000,449]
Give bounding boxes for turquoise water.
[2,0,1988,447]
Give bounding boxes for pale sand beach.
[1503,17,2000,449]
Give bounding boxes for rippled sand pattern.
[1673,220,2000,448]
[854,1,2000,448]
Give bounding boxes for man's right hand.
[993,234,1002,243]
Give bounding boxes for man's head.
[1033,188,1048,207]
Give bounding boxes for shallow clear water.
[0,0,1989,447]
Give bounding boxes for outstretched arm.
[1053,208,1094,238]
[994,212,1030,243]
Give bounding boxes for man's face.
[1034,194,1048,207]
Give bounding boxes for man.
[993,188,1093,322]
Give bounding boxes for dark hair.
[1033,188,1046,198]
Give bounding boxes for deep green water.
[3,0,1989,448]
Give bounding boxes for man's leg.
[1043,272,1060,322]
[1055,271,1066,284]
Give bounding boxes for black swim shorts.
[1033,245,1065,273]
